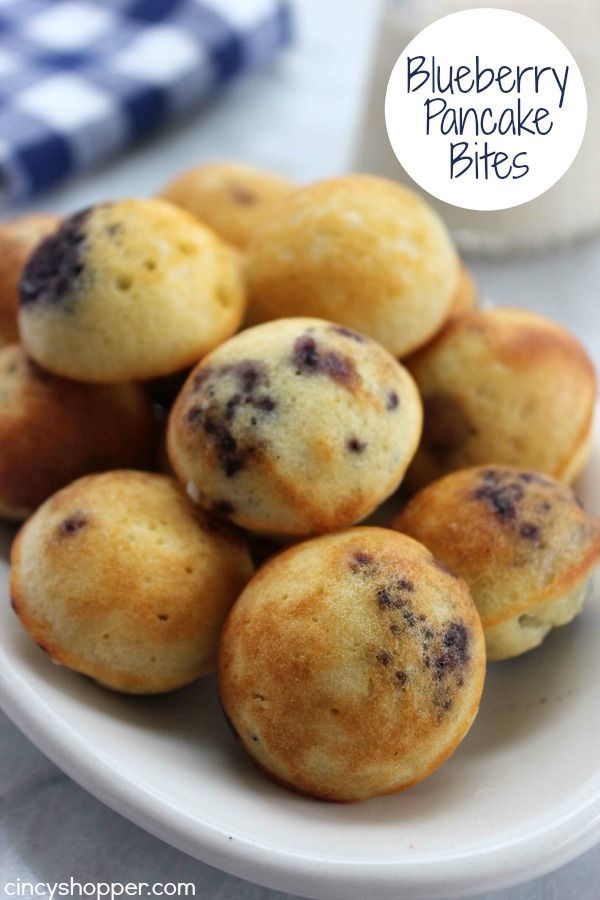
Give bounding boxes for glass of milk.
[354,0,600,254]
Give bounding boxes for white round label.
[384,9,587,211]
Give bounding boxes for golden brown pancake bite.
[0,213,61,342]
[10,471,254,693]
[18,198,246,383]
[245,175,460,357]
[167,317,422,536]
[394,466,600,660]
[405,308,596,490]
[160,161,294,249]
[0,344,154,520]
[219,527,485,801]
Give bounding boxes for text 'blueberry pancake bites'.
[0,344,155,520]
[18,198,246,383]
[245,175,460,358]
[405,307,597,491]
[0,213,61,342]
[10,471,254,694]
[167,317,423,536]
[394,466,600,660]
[160,161,295,250]
[219,527,486,802]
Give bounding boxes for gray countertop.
[1,1,599,897]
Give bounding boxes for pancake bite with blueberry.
[167,318,422,536]
[0,344,154,520]
[10,471,254,693]
[219,527,485,801]
[18,198,245,383]
[394,466,600,660]
[0,213,60,342]
[406,308,596,490]
[245,175,460,357]
[160,161,294,250]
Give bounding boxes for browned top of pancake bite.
[405,307,596,489]
[11,470,254,693]
[245,175,460,358]
[393,466,600,628]
[219,527,485,801]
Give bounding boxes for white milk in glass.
[355,0,600,253]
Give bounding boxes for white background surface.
[1,0,599,897]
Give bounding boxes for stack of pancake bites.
[1,163,599,802]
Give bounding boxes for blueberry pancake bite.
[10,471,254,694]
[160,161,294,250]
[0,213,61,342]
[219,527,485,802]
[245,175,460,358]
[0,344,155,520]
[393,466,600,660]
[18,198,246,383]
[405,308,596,491]
[167,317,422,536]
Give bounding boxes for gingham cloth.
[0,0,292,204]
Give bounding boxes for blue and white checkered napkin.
[0,0,292,204]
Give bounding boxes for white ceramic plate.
[1,442,600,900]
